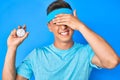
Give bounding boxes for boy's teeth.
[61,32,68,35]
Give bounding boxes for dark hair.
[47,0,72,15]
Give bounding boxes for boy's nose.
[60,25,68,30]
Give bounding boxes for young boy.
[2,0,119,80]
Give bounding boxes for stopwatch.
[16,28,25,37]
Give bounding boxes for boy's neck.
[54,40,74,50]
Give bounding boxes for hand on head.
[52,10,84,30]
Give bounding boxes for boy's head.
[47,0,73,23]
[47,0,72,15]
[47,0,74,43]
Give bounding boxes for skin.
[2,10,119,80]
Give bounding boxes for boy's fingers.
[18,25,22,29]
[13,29,17,37]
[23,24,26,30]
[9,29,17,38]
[11,29,16,35]
[10,29,15,35]
[21,32,29,40]
[73,10,77,17]
[10,25,28,38]
[18,25,26,30]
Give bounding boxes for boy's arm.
[2,27,29,80]
[53,10,119,68]
[78,24,119,68]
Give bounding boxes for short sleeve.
[87,45,101,69]
[16,49,36,79]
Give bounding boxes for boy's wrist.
[8,46,17,51]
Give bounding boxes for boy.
[2,0,119,80]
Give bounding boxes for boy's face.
[48,21,74,43]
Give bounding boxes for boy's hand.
[7,25,29,48]
[52,10,84,30]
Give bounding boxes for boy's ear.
[47,22,52,32]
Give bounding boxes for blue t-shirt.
[17,42,99,80]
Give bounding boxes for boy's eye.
[53,23,56,25]
[65,25,67,27]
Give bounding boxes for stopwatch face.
[17,28,25,37]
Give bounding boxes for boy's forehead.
[47,8,73,23]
